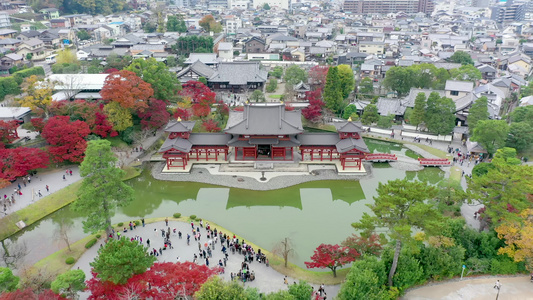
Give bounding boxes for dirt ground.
[402,276,533,300]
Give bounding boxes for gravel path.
[73,220,340,299]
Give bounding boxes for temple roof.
[164,120,196,133]
[335,138,369,153]
[297,133,369,153]
[159,133,230,153]
[225,104,303,135]
[333,121,365,133]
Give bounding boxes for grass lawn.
[449,166,462,182]
[269,95,283,99]
[0,168,142,241]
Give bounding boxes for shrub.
[134,220,140,226]
[96,234,101,238]
[190,215,196,220]
[85,238,98,249]
[65,257,75,265]
[118,222,124,227]
[173,213,181,218]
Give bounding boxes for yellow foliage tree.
[17,75,54,117]
[56,49,79,64]
[103,102,133,132]
[496,208,533,270]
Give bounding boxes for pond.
[9,157,445,269]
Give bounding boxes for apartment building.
[343,0,434,15]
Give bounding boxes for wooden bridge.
[364,153,398,162]
[418,158,451,167]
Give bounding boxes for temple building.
[158,103,374,172]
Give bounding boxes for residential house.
[16,38,46,60]
[130,44,165,56]
[358,41,385,55]
[0,38,20,49]
[477,64,497,81]
[93,26,112,41]
[39,8,59,20]
[107,22,126,37]
[0,53,23,76]
[445,80,473,101]
[208,61,267,92]
[17,30,41,41]
[473,83,504,118]
[507,54,531,77]
[491,77,513,97]
[217,42,233,61]
[0,29,17,39]
[244,37,265,53]
[0,12,10,28]
[184,53,219,67]
[20,24,32,32]
[39,31,62,49]
[50,19,71,28]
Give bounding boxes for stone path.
[402,276,533,300]
[73,220,340,299]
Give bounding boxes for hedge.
[65,257,75,264]
[0,66,44,100]
[173,213,181,218]
[85,238,98,249]
[12,66,45,84]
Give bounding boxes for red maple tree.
[341,234,382,256]
[173,108,191,121]
[308,65,330,89]
[0,288,64,300]
[47,101,115,138]
[41,116,91,163]
[138,99,170,130]
[192,103,211,118]
[0,120,20,144]
[302,89,325,123]
[179,81,216,105]
[304,243,360,277]
[86,262,220,299]
[30,118,46,133]
[0,147,50,181]
[201,119,220,132]
[100,70,154,111]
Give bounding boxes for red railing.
[364,153,398,161]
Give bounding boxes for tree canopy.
[467,96,489,134]
[50,269,86,299]
[100,70,154,111]
[337,64,355,99]
[449,64,481,82]
[323,66,344,115]
[449,51,474,65]
[126,58,181,101]
[73,140,134,236]
[471,120,509,156]
[284,65,307,86]
[0,267,20,293]
[425,93,456,135]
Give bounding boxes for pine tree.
[467,96,489,134]
[410,92,426,129]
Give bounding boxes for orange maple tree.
[100,70,154,112]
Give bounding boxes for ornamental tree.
[126,58,181,101]
[17,75,54,117]
[174,108,191,120]
[73,140,134,237]
[0,147,50,182]
[30,118,45,133]
[352,179,442,286]
[201,119,220,132]
[496,208,533,271]
[103,102,133,132]
[308,65,329,90]
[341,234,383,256]
[0,120,19,144]
[89,237,155,285]
[338,64,355,99]
[42,116,91,163]
[302,89,324,123]
[0,288,63,300]
[0,267,19,293]
[304,243,360,277]
[50,269,86,299]
[100,70,154,111]
[179,81,216,105]
[138,99,170,130]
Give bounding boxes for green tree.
[471,120,509,156]
[263,3,271,9]
[425,94,456,135]
[126,58,181,101]
[288,281,313,299]
[249,90,266,102]
[104,102,133,132]
[467,96,489,134]
[0,267,19,293]
[144,22,157,33]
[269,66,284,79]
[166,56,177,67]
[511,106,533,127]
[195,276,259,299]
[493,147,521,165]
[383,66,415,96]
[343,104,358,119]
[449,64,482,82]
[284,65,307,86]
[323,66,344,115]
[468,160,533,228]
[56,49,79,65]
[352,179,441,287]
[51,269,86,299]
[73,140,134,236]
[338,64,355,99]
[411,92,426,129]
[358,77,374,98]
[76,30,91,40]
[198,77,208,85]
[90,237,156,285]
[266,78,278,92]
[361,104,379,125]
[449,51,474,65]
[506,122,533,153]
[377,115,394,129]
[338,256,391,300]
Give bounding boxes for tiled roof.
[209,62,267,85]
[224,104,302,135]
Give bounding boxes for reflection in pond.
[7,161,445,269]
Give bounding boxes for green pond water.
[8,139,445,269]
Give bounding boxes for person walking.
[45,185,49,193]
[141,218,145,227]
[165,218,168,226]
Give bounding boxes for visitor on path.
[62,175,66,181]
[142,218,145,227]
[165,218,168,226]
[46,185,49,193]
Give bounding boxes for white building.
[224,17,242,35]
[0,12,11,28]
[252,0,290,9]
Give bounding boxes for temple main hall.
[158,103,373,173]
